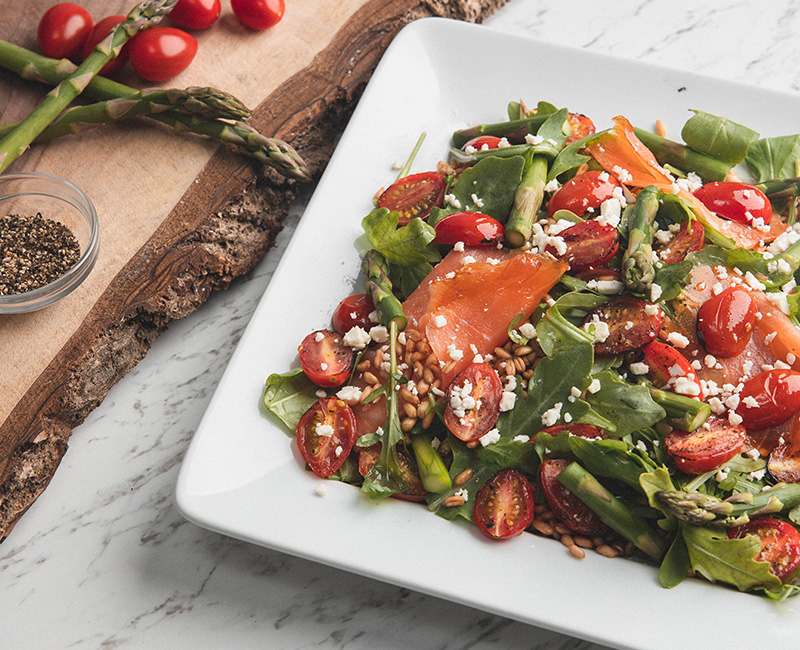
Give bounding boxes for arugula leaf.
[263,368,318,432]
[535,291,606,356]
[477,436,540,475]
[659,192,736,249]
[568,436,655,492]
[681,110,759,164]
[361,207,438,266]
[584,371,666,438]
[746,135,800,182]
[659,529,691,589]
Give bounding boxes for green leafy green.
[659,529,691,589]
[477,436,540,475]
[746,135,800,182]
[361,207,438,266]
[568,436,655,492]
[535,291,606,356]
[263,368,318,432]
[584,371,666,438]
[681,110,759,164]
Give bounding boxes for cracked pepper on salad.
[264,100,800,599]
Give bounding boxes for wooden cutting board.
[0,0,507,540]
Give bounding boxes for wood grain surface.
[0,0,507,540]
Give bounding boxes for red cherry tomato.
[728,517,800,581]
[539,459,607,535]
[295,397,357,477]
[128,26,198,82]
[583,296,664,356]
[736,369,800,431]
[545,219,619,271]
[168,0,221,30]
[377,171,446,225]
[82,15,128,76]
[332,293,376,334]
[654,220,705,264]
[768,443,800,483]
[640,340,703,398]
[358,442,426,501]
[297,329,354,387]
[443,363,503,442]
[565,112,595,144]
[473,468,535,539]
[547,170,622,217]
[664,418,746,474]
[462,136,503,151]
[433,211,505,246]
[693,182,772,226]
[697,286,757,358]
[37,3,94,61]
[539,423,606,439]
[231,0,285,30]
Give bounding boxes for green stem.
[647,387,710,432]
[504,152,547,248]
[410,435,452,493]
[361,250,407,331]
[622,185,659,294]
[396,132,426,180]
[633,128,731,182]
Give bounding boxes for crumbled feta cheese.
[500,390,516,412]
[513,434,531,443]
[543,178,560,193]
[315,423,335,437]
[479,428,501,446]
[343,326,371,350]
[336,385,363,402]
[673,376,701,396]
[447,344,464,361]
[525,133,544,145]
[630,362,650,375]
[315,483,329,496]
[434,315,448,328]
[728,411,744,426]
[444,193,462,209]
[541,402,563,427]
[369,325,389,343]
[587,378,601,394]
[666,332,690,348]
[650,283,662,302]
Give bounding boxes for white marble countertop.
[5,1,800,648]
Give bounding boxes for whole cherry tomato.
[697,286,757,358]
[433,211,505,246]
[128,26,198,82]
[728,517,800,581]
[539,459,607,535]
[297,329,354,387]
[378,171,446,225]
[462,136,503,151]
[693,182,772,226]
[473,468,535,539]
[653,220,705,264]
[82,15,128,76]
[295,397,357,477]
[545,219,619,271]
[565,112,595,143]
[331,293,376,334]
[736,369,800,431]
[664,418,746,474]
[168,0,221,30]
[37,3,94,61]
[231,0,285,30]
[547,170,622,217]
[444,363,503,442]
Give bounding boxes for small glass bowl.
[0,172,100,314]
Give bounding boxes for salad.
[264,99,800,599]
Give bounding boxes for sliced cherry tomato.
[82,15,128,75]
[128,26,197,82]
[377,171,446,225]
[332,293,376,334]
[545,219,619,271]
[297,329,354,387]
[539,423,606,439]
[565,112,595,144]
[547,170,622,217]
[168,0,221,30]
[295,397,356,477]
[728,517,800,581]
[694,182,772,226]
[231,0,285,30]
[358,442,426,501]
[640,340,703,398]
[736,369,800,431]
[539,459,607,535]
[462,136,503,151]
[38,3,94,61]
[583,296,664,356]
[768,443,800,483]
[473,468,535,539]
[664,418,746,474]
[433,211,504,246]
[654,220,705,264]
[697,286,757,358]
[444,363,503,442]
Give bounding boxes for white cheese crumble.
[541,402,563,427]
[343,326,371,350]
[479,428,501,447]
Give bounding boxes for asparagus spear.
[648,387,710,432]
[655,483,800,527]
[0,0,177,173]
[633,128,731,182]
[504,151,547,248]
[361,250,408,331]
[622,185,659,294]
[409,435,452,493]
[557,461,668,560]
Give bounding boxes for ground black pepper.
[0,213,81,295]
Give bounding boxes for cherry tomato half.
[664,418,746,474]
[539,423,606,439]
[736,369,800,431]
[82,15,128,76]
[641,339,703,398]
[128,26,197,82]
[378,171,446,225]
[168,0,221,30]
[462,136,503,151]
[693,182,772,226]
[473,468,535,539]
[697,286,757,358]
[358,442,426,501]
[444,363,503,442]
[565,112,595,144]
[768,443,800,483]
[539,459,607,536]
[231,0,285,30]
[583,296,664,356]
[546,219,619,271]
[295,397,357,477]
[547,171,622,217]
[728,517,800,581]
[654,220,705,264]
[332,293,376,335]
[433,211,505,246]
[38,3,94,61]
[297,329,354,387]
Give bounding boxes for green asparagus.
[410,434,452,493]
[622,185,659,293]
[633,128,731,182]
[361,250,408,331]
[504,151,547,248]
[648,387,710,432]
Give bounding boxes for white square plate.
[175,18,800,649]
